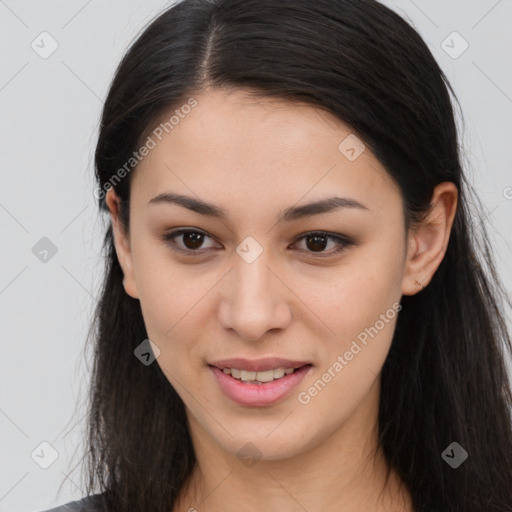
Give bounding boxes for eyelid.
[161,228,354,257]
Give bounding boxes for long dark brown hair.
[72,1,512,510]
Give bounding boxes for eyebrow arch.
[148,192,369,222]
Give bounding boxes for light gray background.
[1,1,511,511]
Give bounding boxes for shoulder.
[37,493,106,512]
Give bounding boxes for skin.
[106,87,458,512]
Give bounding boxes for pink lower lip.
[209,364,312,407]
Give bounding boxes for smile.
[209,364,312,406]
[221,366,297,384]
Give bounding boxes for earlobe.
[105,189,139,299]
[401,182,458,296]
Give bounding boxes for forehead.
[132,88,401,218]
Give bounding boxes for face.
[106,87,455,463]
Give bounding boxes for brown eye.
[305,234,329,252]
[161,229,219,254]
[161,229,353,258]
[181,231,205,250]
[291,232,353,257]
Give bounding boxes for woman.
[41,0,512,511]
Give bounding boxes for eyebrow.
[148,192,369,222]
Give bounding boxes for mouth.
[212,365,311,385]
[208,363,313,407]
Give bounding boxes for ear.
[401,182,458,296]
[105,188,139,299]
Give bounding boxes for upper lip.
[209,357,312,372]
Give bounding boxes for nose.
[218,250,292,342]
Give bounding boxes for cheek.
[129,240,188,345]
[131,241,216,375]
[300,233,404,399]
[297,271,401,427]
[306,237,404,341]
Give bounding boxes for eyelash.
[160,228,354,258]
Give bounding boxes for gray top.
[38,494,445,512]
[38,494,105,512]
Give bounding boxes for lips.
[210,363,312,406]
[208,357,312,373]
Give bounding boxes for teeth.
[273,367,285,379]
[240,370,257,381]
[222,366,298,383]
[252,369,273,382]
